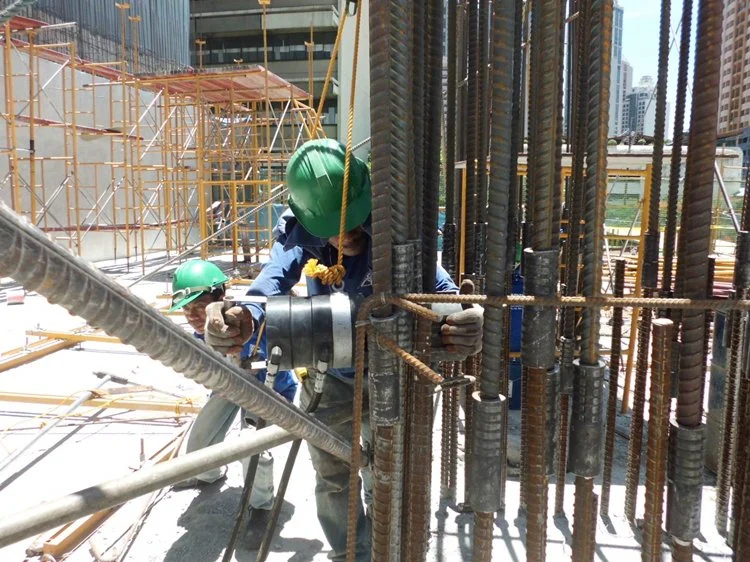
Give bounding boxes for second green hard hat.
[286,138,371,239]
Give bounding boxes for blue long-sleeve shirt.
[244,209,459,381]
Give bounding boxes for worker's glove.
[440,306,484,357]
[204,301,254,355]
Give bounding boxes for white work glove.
[204,301,255,355]
[440,306,484,357]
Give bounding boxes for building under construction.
[0,1,749,562]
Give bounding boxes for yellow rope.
[311,8,349,137]
[304,2,364,287]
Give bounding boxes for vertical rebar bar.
[465,0,479,272]
[626,0,671,521]
[735,378,750,558]
[643,319,674,562]
[661,0,693,298]
[572,0,612,558]
[601,258,625,516]
[668,1,724,556]
[476,0,490,227]
[443,0,458,279]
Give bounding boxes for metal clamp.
[368,314,400,425]
[522,249,559,370]
[468,392,506,513]
[666,422,705,541]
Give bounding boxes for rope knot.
[303,259,346,286]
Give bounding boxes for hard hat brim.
[169,290,205,313]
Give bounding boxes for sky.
[616,0,699,132]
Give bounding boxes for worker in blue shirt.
[168,259,297,542]
[203,139,483,561]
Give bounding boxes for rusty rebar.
[476,0,490,227]
[671,0,722,429]
[671,539,693,562]
[661,0,693,298]
[472,511,494,562]
[441,362,455,498]
[643,319,674,562]
[525,366,549,561]
[443,0,458,278]
[717,288,748,535]
[601,258,626,516]
[519,364,529,513]
[572,476,596,562]
[464,0,479,272]
[700,256,716,408]
[463,354,479,512]
[625,293,652,523]
[554,394,569,517]
[733,378,750,554]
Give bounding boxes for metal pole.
[0,375,112,474]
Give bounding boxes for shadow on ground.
[164,484,323,562]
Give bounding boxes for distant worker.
[169,259,298,540]
[202,138,484,561]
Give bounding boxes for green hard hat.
[169,259,229,312]
[286,138,371,238]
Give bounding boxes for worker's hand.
[440,306,484,357]
[204,301,254,355]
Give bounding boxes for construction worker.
[202,138,484,561]
[169,259,298,542]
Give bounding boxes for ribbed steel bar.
[520,364,529,513]
[625,297,651,522]
[662,0,692,299]
[572,474,596,562]
[735,378,750,558]
[442,0,458,278]
[643,319,674,562]
[465,0,479,272]
[626,1,671,521]
[411,0,425,244]
[476,0,490,226]
[579,0,611,365]
[672,0,722,428]
[715,294,746,536]
[525,365,549,560]
[700,256,716,408]
[0,205,351,461]
[462,354,479,512]
[668,1,723,554]
[473,511,494,562]
[440,362,455,498]
[423,0,443,292]
[572,0,611,558]
[600,258,625,516]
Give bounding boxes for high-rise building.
[623,76,671,137]
[716,0,750,171]
[609,1,625,137]
[190,0,362,142]
[718,0,750,135]
[620,59,633,135]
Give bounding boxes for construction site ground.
[0,254,735,561]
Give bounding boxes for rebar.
[661,0,693,298]
[443,0,458,278]
[476,0,490,227]
[600,258,625,516]
[472,511,494,562]
[464,0,479,272]
[643,319,674,562]
[700,256,716,409]
[572,476,596,562]
[625,296,651,522]
[554,393,569,517]
[733,377,750,554]
[0,205,352,461]
[736,378,750,559]
[440,362,456,498]
[525,365,549,561]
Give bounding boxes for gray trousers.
[184,393,274,510]
[300,375,373,562]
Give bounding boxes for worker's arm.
[204,238,304,354]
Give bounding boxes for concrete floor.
[0,256,737,561]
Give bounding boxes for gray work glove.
[204,301,255,355]
[440,305,484,357]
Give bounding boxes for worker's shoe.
[172,466,227,489]
[243,507,273,550]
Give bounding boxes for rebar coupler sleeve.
[568,360,605,477]
[0,204,353,462]
[522,249,559,369]
[468,392,507,513]
[547,365,560,476]
[369,315,401,426]
[643,231,660,289]
[560,336,575,395]
[666,421,705,541]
